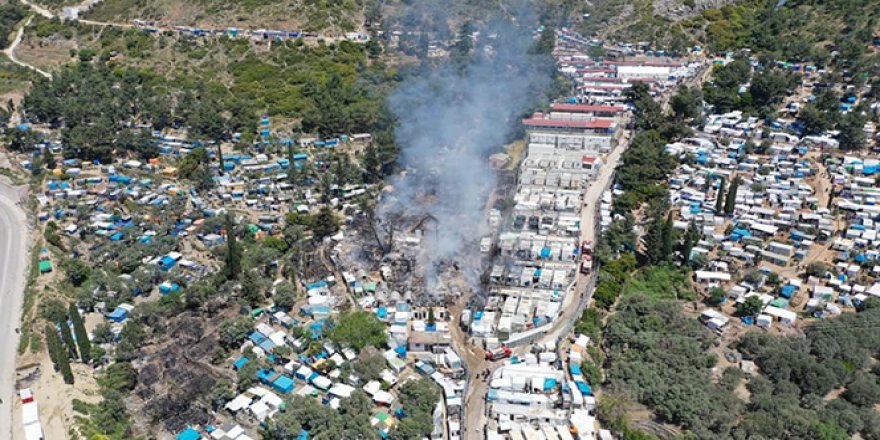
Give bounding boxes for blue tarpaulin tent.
[233,357,249,369]
[273,375,295,394]
[575,381,592,395]
[107,307,127,322]
[177,427,201,440]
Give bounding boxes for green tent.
[39,260,52,273]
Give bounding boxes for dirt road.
[3,16,51,78]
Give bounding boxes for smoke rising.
[379,10,554,295]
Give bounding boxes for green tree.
[98,362,138,393]
[843,372,880,406]
[273,280,297,310]
[670,86,703,122]
[838,111,867,150]
[396,378,440,439]
[724,177,739,215]
[224,213,242,279]
[211,379,236,411]
[330,311,387,351]
[219,315,255,349]
[714,178,726,213]
[708,287,727,305]
[737,295,764,316]
[313,206,339,239]
[45,324,74,384]
[451,21,474,64]
[178,147,214,190]
[798,104,832,135]
[190,100,227,141]
[813,422,851,440]
[62,258,91,287]
[679,221,700,265]
[240,270,266,306]
[237,361,261,391]
[625,82,664,131]
[661,212,676,263]
[69,303,91,363]
[531,26,556,55]
[352,346,386,382]
[643,212,670,265]
[749,69,794,111]
[59,318,78,360]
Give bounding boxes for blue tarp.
[177,428,201,440]
[107,307,127,322]
[159,283,180,294]
[780,285,797,299]
[273,375,295,394]
[233,357,249,369]
[575,381,592,395]
[307,280,328,290]
[160,255,177,270]
[376,307,388,319]
[570,365,582,376]
[544,378,557,391]
[249,331,268,345]
[540,247,551,259]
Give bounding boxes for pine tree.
[679,221,700,265]
[46,324,74,384]
[216,144,225,175]
[45,324,62,368]
[287,142,295,183]
[59,318,78,360]
[714,178,726,214]
[224,213,242,279]
[661,212,675,262]
[724,177,740,215]
[69,303,91,363]
[643,213,666,265]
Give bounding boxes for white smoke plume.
[379,9,554,295]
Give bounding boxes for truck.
[580,240,594,274]
[485,346,512,361]
[580,254,594,274]
[580,240,594,255]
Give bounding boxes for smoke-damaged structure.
[376,18,553,303]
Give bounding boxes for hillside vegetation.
[86,0,367,32]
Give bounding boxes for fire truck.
[485,346,512,361]
[580,240,594,275]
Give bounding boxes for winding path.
[3,16,51,79]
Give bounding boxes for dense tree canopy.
[330,311,387,351]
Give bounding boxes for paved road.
[460,127,632,440]
[459,63,713,439]
[0,183,29,440]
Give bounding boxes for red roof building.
[550,103,626,115]
[522,116,615,134]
